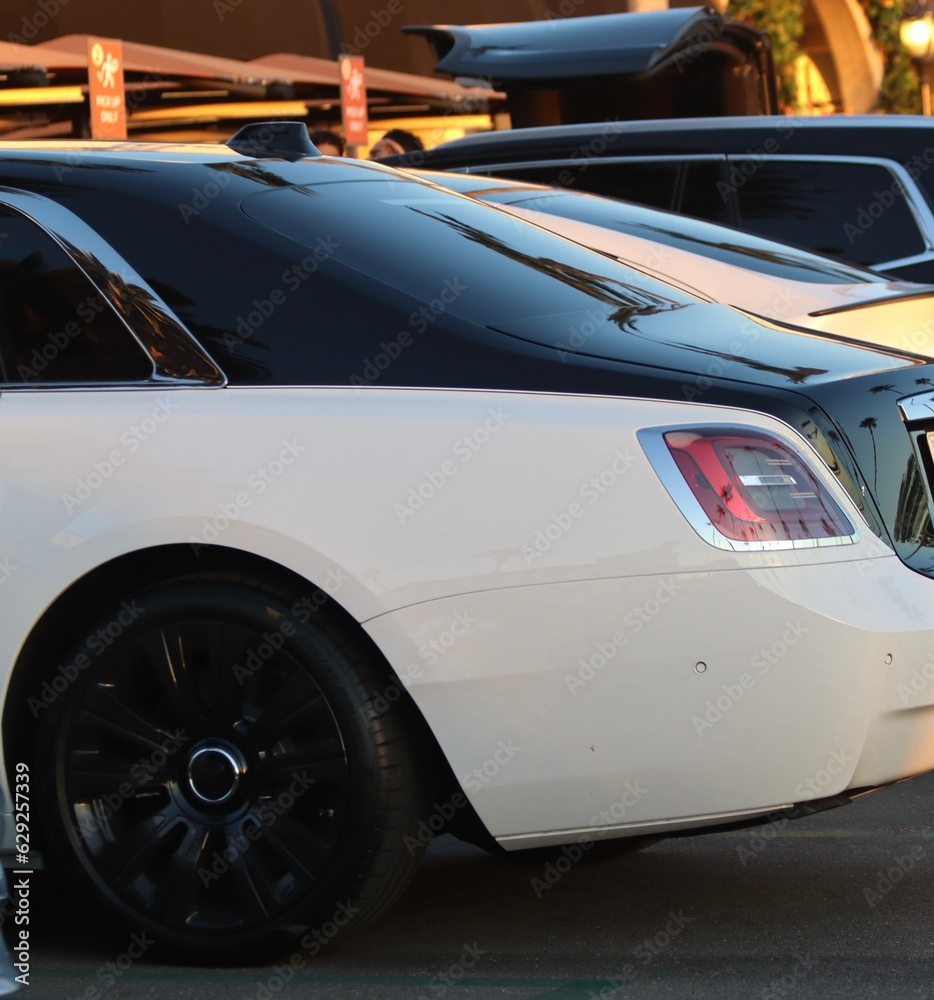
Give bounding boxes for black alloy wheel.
[37,573,427,962]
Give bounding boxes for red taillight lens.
[663,429,853,544]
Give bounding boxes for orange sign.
[87,37,126,140]
[339,56,368,147]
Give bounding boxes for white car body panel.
[6,385,934,851]
[499,206,934,355]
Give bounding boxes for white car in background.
[420,171,934,356]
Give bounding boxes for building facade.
[0,0,892,116]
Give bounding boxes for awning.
[404,7,764,83]
[0,39,87,74]
[39,35,302,96]
[253,52,503,105]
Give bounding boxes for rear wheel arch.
[3,544,450,860]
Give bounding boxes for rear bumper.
[366,552,934,847]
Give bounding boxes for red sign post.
[87,37,126,140]
[339,55,368,151]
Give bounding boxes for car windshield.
[474,189,888,287]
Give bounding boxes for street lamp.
[901,5,934,115]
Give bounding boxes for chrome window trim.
[638,424,860,552]
[0,186,226,389]
[870,249,934,271]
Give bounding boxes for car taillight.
[654,428,855,547]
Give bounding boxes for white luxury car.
[0,126,933,963]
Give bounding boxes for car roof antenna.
[227,122,321,161]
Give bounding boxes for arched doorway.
[802,0,883,112]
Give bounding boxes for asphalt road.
[22,771,934,1000]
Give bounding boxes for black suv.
[386,115,934,282]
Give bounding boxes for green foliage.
[727,0,805,110]
[729,0,922,113]
[860,0,921,113]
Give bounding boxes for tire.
[36,572,428,963]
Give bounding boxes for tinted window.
[495,161,678,210]
[0,206,151,384]
[733,160,925,267]
[494,191,886,286]
[680,161,731,225]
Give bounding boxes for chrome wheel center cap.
[186,744,246,804]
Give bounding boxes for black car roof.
[387,114,934,169]
[0,137,923,399]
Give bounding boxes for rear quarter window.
[731,159,926,267]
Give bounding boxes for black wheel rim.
[56,618,351,936]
